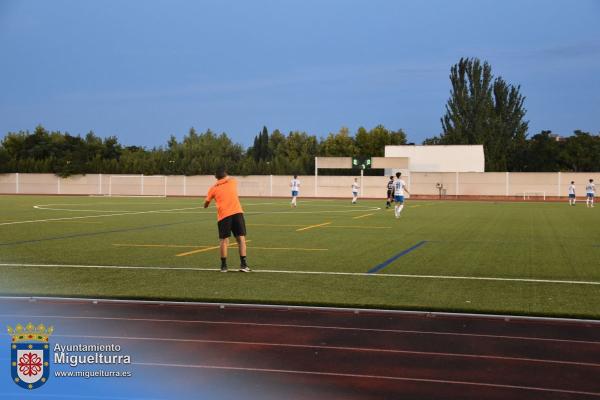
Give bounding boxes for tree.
[561,131,600,172]
[0,146,10,172]
[440,58,494,145]
[433,57,528,171]
[489,78,528,171]
[0,123,410,176]
[249,126,271,162]
[260,126,270,161]
[521,131,563,172]
[318,127,358,157]
[355,125,407,157]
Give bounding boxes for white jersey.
[586,183,596,194]
[291,179,300,192]
[352,182,359,193]
[394,179,407,196]
[568,185,576,195]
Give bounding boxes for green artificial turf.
[1,195,599,318]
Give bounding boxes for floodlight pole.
[360,168,364,197]
[314,157,318,197]
[455,171,459,199]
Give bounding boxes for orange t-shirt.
[205,177,244,221]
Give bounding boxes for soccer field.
[1,195,599,318]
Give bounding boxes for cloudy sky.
[1,0,599,147]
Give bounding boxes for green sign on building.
[352,157,371,170]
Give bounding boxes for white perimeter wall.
[1,173,599,199]
[385,145,485,172]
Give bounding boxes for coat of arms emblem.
[7,322,53,390]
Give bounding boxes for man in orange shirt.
[204,167,250,272]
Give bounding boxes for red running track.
[1,297,599,399]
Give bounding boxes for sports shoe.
[220,266,228,272]
[239,266,252,272]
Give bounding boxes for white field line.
[33,203,277,213]
[2,313,599,345]
[0,204,382,225]
[128,362,600,397]
[15,202,292,223]
[34,203,380,212]
[156,209,389,215]
[120,209,382,215]
[50,334,600,367]
[0,206,209,226]
[1,263,600,286]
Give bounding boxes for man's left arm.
[204,188,214,208]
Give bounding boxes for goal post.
[107,175,168,197]
[521,191,546,201]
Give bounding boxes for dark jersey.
[387,180,394,192]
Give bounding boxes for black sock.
[240,256,247,267]
[221,258,227,268]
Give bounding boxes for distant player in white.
[290,175,300,207]
[393,172,410,218]
[351,178,360,204]
[568,181,576,206]
[586,179,595,208]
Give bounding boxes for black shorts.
[217,213,246,239]
[387,190,393,199]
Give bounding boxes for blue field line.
[368,241,428,274]
[0,220,200,247]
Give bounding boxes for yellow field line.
[249,246,328,251]
[325,225,391,229]
[251,222,390,230]
[114,243,326,253]
[175,240,252,257]
[248,223,304,227]
[296,222,332,232]
[113,244,211,249]
[176,245,222,257]
[352,213,374,219]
